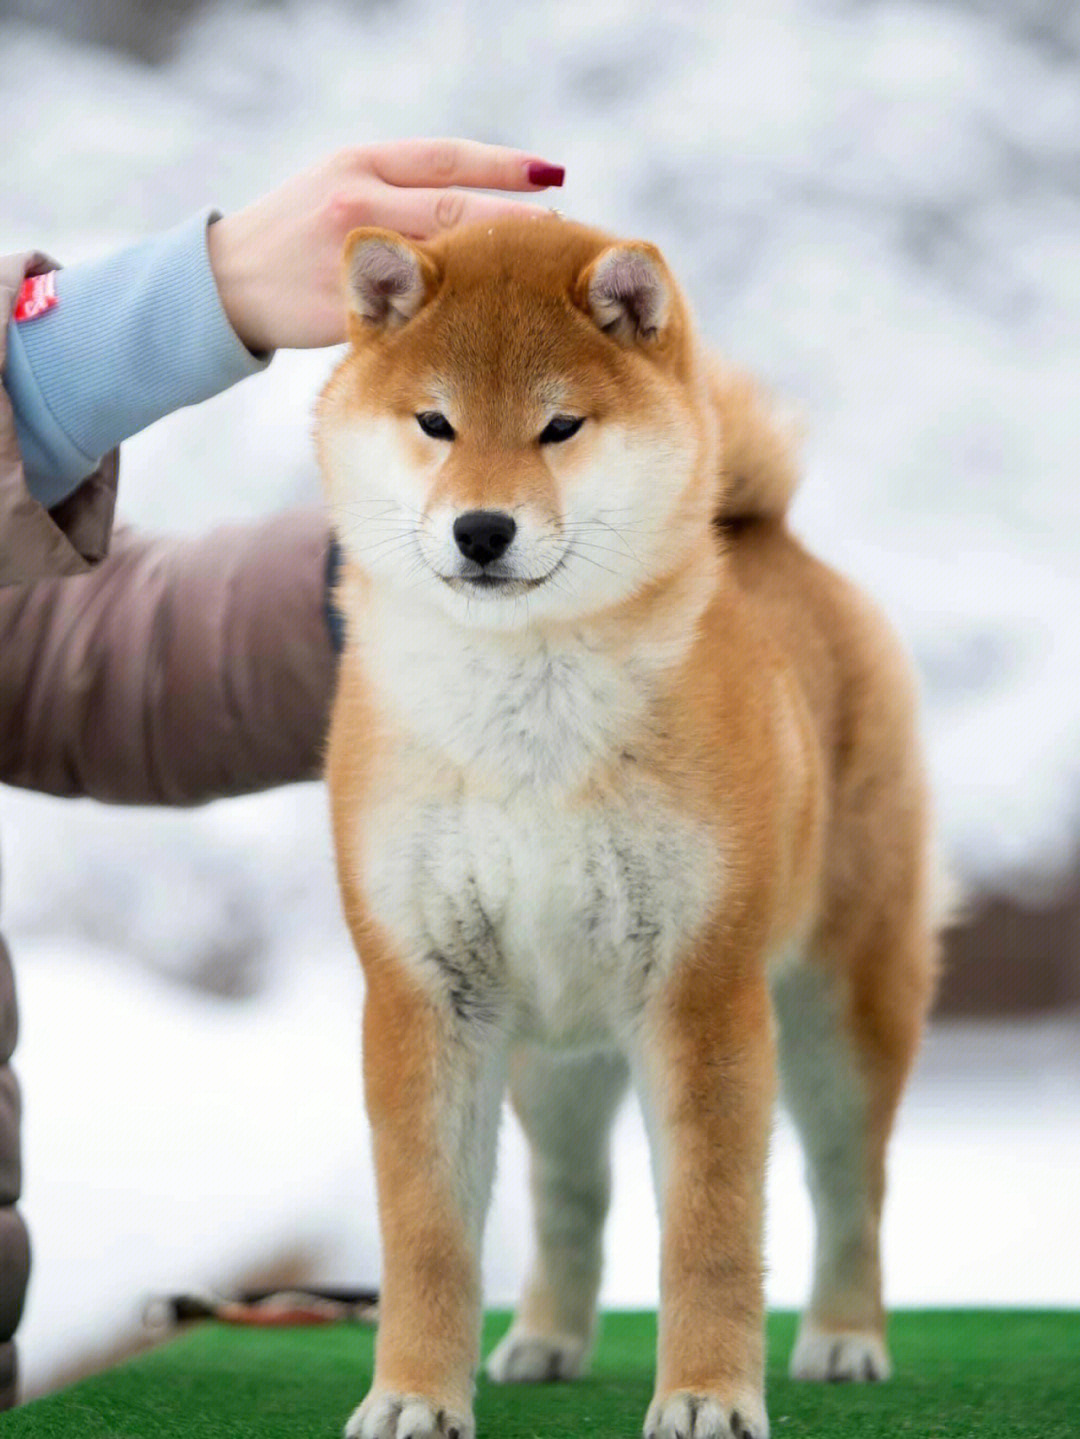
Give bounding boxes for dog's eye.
[416,411,455,441]
[539,415,585,445]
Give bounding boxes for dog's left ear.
[579,243,671,344]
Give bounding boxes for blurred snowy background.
[1,0,1079,1401]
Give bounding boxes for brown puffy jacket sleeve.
[0,511,337,803]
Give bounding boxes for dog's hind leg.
[772,909,935,1382]
[486,1043,628,1384]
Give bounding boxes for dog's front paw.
[789,1324,892,1382]
[345,1392,474,1439]
[485,1325,587,1383]
[644,1389,768,1439]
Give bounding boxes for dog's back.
[714,364,936,976]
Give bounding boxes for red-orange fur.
[320,213,938,1438]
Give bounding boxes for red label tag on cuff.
[13,272,58,322]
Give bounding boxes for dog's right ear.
[344,228,439,331]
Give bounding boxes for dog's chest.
[366,608,645,791]
[363,784,718,1045]
[356,615,721,1045]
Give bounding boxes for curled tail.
[709,359,803,524]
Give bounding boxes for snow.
[0,0,1078,1400]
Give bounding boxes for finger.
[362,138,564,192]
[365,186,560,239]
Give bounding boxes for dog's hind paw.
[644,1389,768,1439]
[345,1392,474,1439]
[789,1324,892,1382]
[485,1326,587,1383]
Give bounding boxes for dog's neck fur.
[349,535,722,796]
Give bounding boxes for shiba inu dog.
[317,213,938,1439]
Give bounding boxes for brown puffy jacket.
[0,250,337,1405]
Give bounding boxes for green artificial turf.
[6,1311,1079,1437]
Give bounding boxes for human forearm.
[3,210,268,510]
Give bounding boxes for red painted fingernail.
[527,163,565,187]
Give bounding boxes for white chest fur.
[361,782,720,1047]
[352,595,722,1047]
[363,589,666,793]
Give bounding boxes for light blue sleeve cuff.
[3,208,272,510]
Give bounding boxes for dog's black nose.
[453,510,516,567]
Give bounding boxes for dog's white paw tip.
[789,1326,892,1383]
[644,1390,768,1439]
[397,1400,443,1438]
[345,1393,473,1439]
[485,1329,586,1383]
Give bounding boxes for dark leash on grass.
[143,1285,380,1330]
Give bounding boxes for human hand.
[207,138,565,352]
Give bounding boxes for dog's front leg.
[636,953,776,1439]
[346,952,507,1439]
